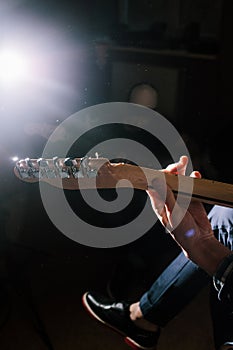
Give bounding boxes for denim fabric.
[139,252,208,326]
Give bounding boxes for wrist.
[188,238,232,275]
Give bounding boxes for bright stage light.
[0,49,30,86]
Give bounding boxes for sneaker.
[82,291,160,350]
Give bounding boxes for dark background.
[0,1,232,349]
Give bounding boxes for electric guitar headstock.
[14,156,109,180]
[14,156,124,190]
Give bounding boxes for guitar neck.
[97,163,233,208]
[14,157,233,208]
[141,167,233,208]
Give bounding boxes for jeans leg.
[140,252,209,327]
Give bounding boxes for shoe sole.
[82,292,157,350]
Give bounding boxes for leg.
[82,252,208,350]
[138,252,208,326]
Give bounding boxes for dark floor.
[0,238,214,350]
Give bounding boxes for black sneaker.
[82,291,160,350]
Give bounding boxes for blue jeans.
[140,252,208,326]
[139,206,233,348]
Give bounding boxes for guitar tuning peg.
[64,157,73,167]
[36,157,57,179]
[25,157,33,168]
[64,157,80,178]
[37,158,48,167]
[78,156,98,178]
[16,158,39,178]
[52,156,59,164]
[15,159,30,179]
[64,157,78,167]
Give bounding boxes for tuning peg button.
[37,158,48,167]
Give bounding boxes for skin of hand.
[147,156,231,275]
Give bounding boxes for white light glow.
[11,156,19,162]
[0,49,30,85]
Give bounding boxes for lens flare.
[0,49,30,85]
